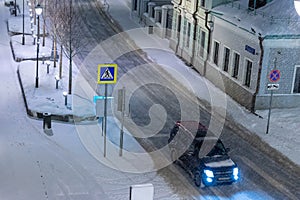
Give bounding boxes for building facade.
[131,0,173,38]
[169,0,300,110]
[131,0,300,110]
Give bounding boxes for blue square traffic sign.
[97,64,118,84]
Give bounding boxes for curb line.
[16,65,97,123]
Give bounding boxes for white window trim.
[222,45,231,72]
[213,40,220,67]
[291,65,300,94]
[197,28,207,58]
[231,51,240,79]
[243,58,253,87]
[186,22,191,48]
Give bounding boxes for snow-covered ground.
[1,1,196,199]
[1,0,299,199]
[8,0,299,165]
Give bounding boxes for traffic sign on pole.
[267,83,279,90]
[97,64,118,84]
[97,63,118,157]
[269,69,280,82]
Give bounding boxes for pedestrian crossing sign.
[97,64,118,84]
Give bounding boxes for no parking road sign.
[97,64,118,84]
[269,69,280,82]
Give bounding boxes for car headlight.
[233,167,239,180]
[233,167,239,176]
[204,169,214,178]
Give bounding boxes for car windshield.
[206,140,227,157]
[198,139,227,158]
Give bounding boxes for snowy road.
[69,0,299,199]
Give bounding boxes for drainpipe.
[191,0,199,67]
[204,10,212,76]
[175,0,183,55]
[251,35,264,113]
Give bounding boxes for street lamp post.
[35,4,43,88]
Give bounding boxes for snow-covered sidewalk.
[7,0,96,121]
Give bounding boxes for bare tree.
[53,0,89,95]
[44,0,61,69]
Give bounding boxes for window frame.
[198,29,206,58]
[232,51,240,79]
[213,40,220,67]
[292,65,300,93]
[186,22,191,48]
[200,0,205,7]
[244,58,253,87]
[222,46,230,72]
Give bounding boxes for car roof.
[176,121,208,133]
[194,136,220,142]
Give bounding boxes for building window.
[145,3,148,13]
[133,0,137,11]
[186,22,191,47]
[178,15,181,32]
[158,11,162,23]
[183,19,187,41]
[232,52,240,78]
[151,7,155,18]
[199,30,206,58]
[213,41,219,66]
[293,66,300,93]
[223,47,230,72]
[201,0,205,7]
[244,59,252,87]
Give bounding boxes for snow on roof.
[212,0,300,38]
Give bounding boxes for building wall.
[211,16,260,92]
[255,38,300,109]
[132,0,173,38]
[205,15,261,109]
[170,0,262,109]
[132,0,171,18]
[169,0,199,64]
[141,0,300,110]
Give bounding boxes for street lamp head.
[35,4,43,16]
[294,0,300,16]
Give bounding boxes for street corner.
[17,60,96,122]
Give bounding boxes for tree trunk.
[68,49,72,95]
[53,36,57,68]
[43,18,45,46]
[68,0,73,95]
[59,45,63,79]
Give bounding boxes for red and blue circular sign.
[269,69,280,82]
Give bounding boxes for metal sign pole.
[266,56,279,134]
[266,90,273,134]
[119,87,125,156]
[100,86,104,136]
[97,63,118,157]
[104,84,107,157]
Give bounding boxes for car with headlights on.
[168,121,239,187]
